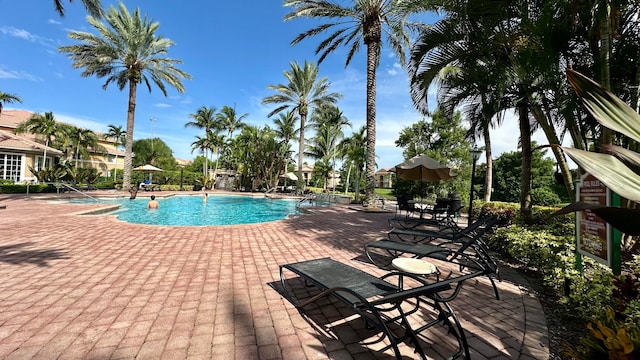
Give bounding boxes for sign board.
[576,173,610,266]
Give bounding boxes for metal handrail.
[53,182,100,202]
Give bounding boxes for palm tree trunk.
[354,168,361,203]
[43,138,49,171]
[531,104,575,201]
[599,6,613,146]
[518,97,532,222]
[297,114,306,195]
[364,38,380,205]
[482,124,493,202]
[122,81,137,192]
[344,163,352,195]
[75,141,80,169]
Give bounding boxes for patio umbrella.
[394,154,456,182]
[133,164,163,182]
[279,172,298,181]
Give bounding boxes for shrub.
[531,187,562,206]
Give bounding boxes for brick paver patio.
[0,192,549,359]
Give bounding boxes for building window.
[107,154,116,163]
[35,156,52,171]
[0,153,23,182]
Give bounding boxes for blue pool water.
[74,195,301,226]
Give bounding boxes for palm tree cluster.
[407,0,640,219]
[185,105,247,187]
[14,111,107,175]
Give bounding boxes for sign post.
[575,173,622,274]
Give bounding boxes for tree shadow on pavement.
[0,242,70,267]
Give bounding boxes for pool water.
[75,195,301,226]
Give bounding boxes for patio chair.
[393,195,415,217]
[388,214,497,244]
[279,257,481,359]
[366,216,501,299]
[389,202,464,231]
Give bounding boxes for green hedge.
[0,184,51,194]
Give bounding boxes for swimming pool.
[74,195,301,226]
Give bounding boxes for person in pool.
[203,191,208,203]
[147,195,159,209]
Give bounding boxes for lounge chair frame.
[279,257,480,359]
[367,216,501,299]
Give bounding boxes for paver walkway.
[0,192,549,359]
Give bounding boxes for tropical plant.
[262,60,341,194]
[557,69,640,236]
[52,0,102,17]
[185,106,219,176]
[104,124,125,180]
[132,138,175,171]
[217,104,248,167]
[59,3,191,191]
[217,105,247,140]
[283,0,417,204]
[62,125,103,169]
[307,105,351,190]
[14,111,59,169]
[339,126,366,202]
[0,91,22,117]
[272,110,299,178]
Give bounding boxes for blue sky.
[1,0,544,169]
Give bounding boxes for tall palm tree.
[217,105,248,168]
[104,124,125,180]
[14,112,58,170]
[65,126,102,169]
[0,91,22,117]
[217,105,248,140]
[272,110,300,176]
[53,0,102,18]
[310,105,351,190]
[262,61,341,193]
[339,126,367,202]
[185,106,218,176]
[283,0,416,203]
[191,135,214,176]
[59,3,192,191]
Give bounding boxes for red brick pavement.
[0,192,549,359]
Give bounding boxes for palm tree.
[283,0,416,204]
[14,112,58,170]
[217,105,247,140]
[104,124,125,180]
[339,126,367,202]
[185,106,218,176]
[59,3,192,191]
[66,126,102,169]
[217,105,248,168]
[53,0,102,18]
[191,135,214,176]
[310,105,351,190]
[273,110,300,176]
[262,61,341,193]
[0,91,23,117]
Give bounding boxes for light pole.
[149,117,156,183]
[468,146,482,226]
[150,118,156,153]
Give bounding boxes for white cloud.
[0,26,36,41]
[0,67,40,81]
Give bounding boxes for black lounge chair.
[279,257,481,359]
[367,216,501,299]
[388,214,497,244]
